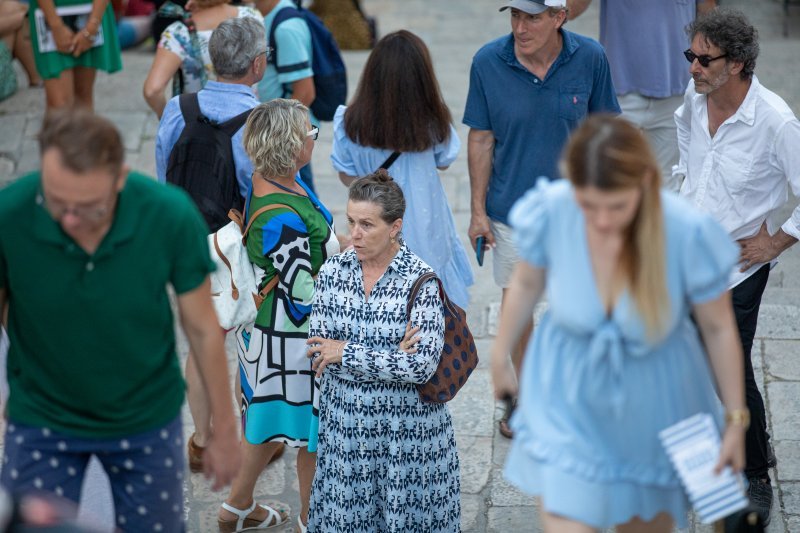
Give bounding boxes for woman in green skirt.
[29,0,121,108]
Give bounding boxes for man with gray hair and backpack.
[156,16,267,231]
[155,16,283,477]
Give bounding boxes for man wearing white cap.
[464,0,619,438]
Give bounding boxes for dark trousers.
[732,264,774,479]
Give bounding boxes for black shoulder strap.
[219,108,253,137]
[178,93,202,122]
[406,272,442,319]
[378,151,402,171]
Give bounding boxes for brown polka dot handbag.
[406,272,479,403]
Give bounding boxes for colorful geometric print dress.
[503,180,739,529]
[307,244,461,533]
[237,179,338,451]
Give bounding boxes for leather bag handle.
[406,272,446,319]
[225,203,299,308]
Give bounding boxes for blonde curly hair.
[243,99,309,178]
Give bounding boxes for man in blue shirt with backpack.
[156,16,266,214]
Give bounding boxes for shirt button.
[86,262,94,272]
[534,79,539,84]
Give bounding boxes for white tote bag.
[208,205,293,329]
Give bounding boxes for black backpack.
[268,4,347,121]
[166,93,251,232]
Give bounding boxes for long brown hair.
[562,115,668,337]
[344,30,452,152]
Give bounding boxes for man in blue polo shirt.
[464,0,618,438]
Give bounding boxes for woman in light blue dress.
[491,116,748,532]
[331,30,473,308]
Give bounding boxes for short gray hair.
[243,99,308,177]
[209,17,266,79]
[348,169,406,224]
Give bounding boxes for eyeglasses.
[252,47,272,62]
[307,126,319,140]
[36,186,116,222]
[683,48,727,68]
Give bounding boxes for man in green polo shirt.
[0,109,241,531]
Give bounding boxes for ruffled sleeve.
[330,106,358,176]
[508,179,552,268]
[682,214,739,304]
[433,125,460,168]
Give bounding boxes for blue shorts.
[0,416,185,532]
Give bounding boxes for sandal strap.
[297,515,308,533]
[221,501,257,530]
[258,503,281,527]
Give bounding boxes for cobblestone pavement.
[1,0,799,531]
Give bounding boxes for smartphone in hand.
[475,236,486,267]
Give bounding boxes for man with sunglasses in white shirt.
[568,0,716,190]
[674,8,800,524]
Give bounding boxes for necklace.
[266,178,306,197]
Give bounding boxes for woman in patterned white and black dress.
[305,171,461,533]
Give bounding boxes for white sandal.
[218,501,289,532]
[297,515,308,533]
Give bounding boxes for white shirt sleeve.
[670,85,694,192]
[776,118,800,240]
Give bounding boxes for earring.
[390,235,396,244]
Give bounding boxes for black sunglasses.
[683,48,727,68]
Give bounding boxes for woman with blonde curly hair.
[142,0,261,117]
[218,99,339,533]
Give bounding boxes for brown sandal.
[188,433,204,473]
[498,398,516,439]
[189,434,286,473]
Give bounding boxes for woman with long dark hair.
[492,116,747,532]
[332,30,473,308]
